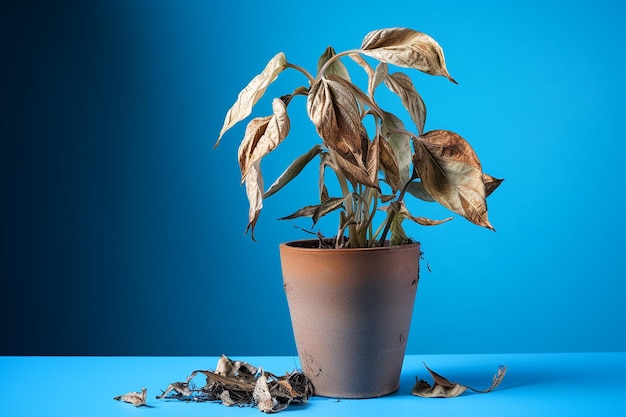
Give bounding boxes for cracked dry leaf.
[113,387,147,407]
[156,355,313,413]
[412,363,507,398]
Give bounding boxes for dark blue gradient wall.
[2,0,625,355]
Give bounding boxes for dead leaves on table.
[412,363,507,398]
[156,355,313,413]
[113,387,147,407]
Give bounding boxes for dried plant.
[215,27,503,248]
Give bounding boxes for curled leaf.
[483,173,504,197]
[264,145,324,198]
[216,52,287,147]
[307,77,363,161]
[405,181,435,202]
[318,46,351,81]
[412,363,507,398]
[413,130,494,230]
[381,111,412,188]
[379,134,401,193]
[238,98,290,180]
[384,72,426,134]
[113,388,147,407]
[244,160,264,240]
[360,27,456,83]
[279,195,353,225]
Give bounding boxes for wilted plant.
[215,27,502,248]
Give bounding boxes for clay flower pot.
[279,240,421,398]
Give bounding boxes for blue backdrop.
[2,0,625,355]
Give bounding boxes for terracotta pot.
[279,239,420,398]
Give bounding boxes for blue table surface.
[1,353,624,416]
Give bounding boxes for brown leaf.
[405,181,435,202]
[238,98,290,180]
[379,134,401,193]
[113,387,147,407]
[365,133,380,187]
[412,363,507,398]
[413,130,494,230]
[318,46,351,81]
[381,111,412,189]
[483,173,504,197]
[264,145,324,198]
[384,72,427,134]
[279,195,353,225]
[244,160,264,239]
[307,77,363,162]
[360,28,456,83]
[216,52,287,146]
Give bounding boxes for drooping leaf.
[381,111,412,188]
[405,181,435,202]
[264,145,324,198]
[370,62,389,98]
[215,52,288,147]
[380,201,452,229]
[307,77,364,162]
[378,135,401,193]
[318,46,351,81]
[244,160,264,240]
[483,173,504,197]
[378,202,408,245]
[412,363,507,398]
[279,195,352,225]
[360,27,456,83]
[238,98,290,180]
[384,72,426,134]
[365,133,380,187]
[413,130,494,230]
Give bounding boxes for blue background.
[2,0,625,355]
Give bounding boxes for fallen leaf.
[113,387,147,407]
[412,363,507,398]
[156,355,313,413]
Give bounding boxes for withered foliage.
[412,363,507,398]
[113,387,147,407]
[214,27,504,247]
[157,355,313,413]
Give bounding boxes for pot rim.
[280,239,421,253]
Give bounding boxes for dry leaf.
[412,363,507,398]
[157,355,313,413]
[413,130,494,230]
[216,52,287,146]
[384,72,427,135]
[381,111,412,189]
[307,77,363,162]
[113,387,147,407]
[238,97,290,181]
[244,160,264,239]
[360,27,456,83]
[318,46,351,81]
[483,173,504,197]
[264,145,324,198]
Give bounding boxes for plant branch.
[286,62,315,85]
[317,49,362,80]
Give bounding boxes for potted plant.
[214,27,502,398]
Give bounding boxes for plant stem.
[328,149,357,245]
[286,62,315,85]
[316,49,362,80]
[377,173,418,246]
